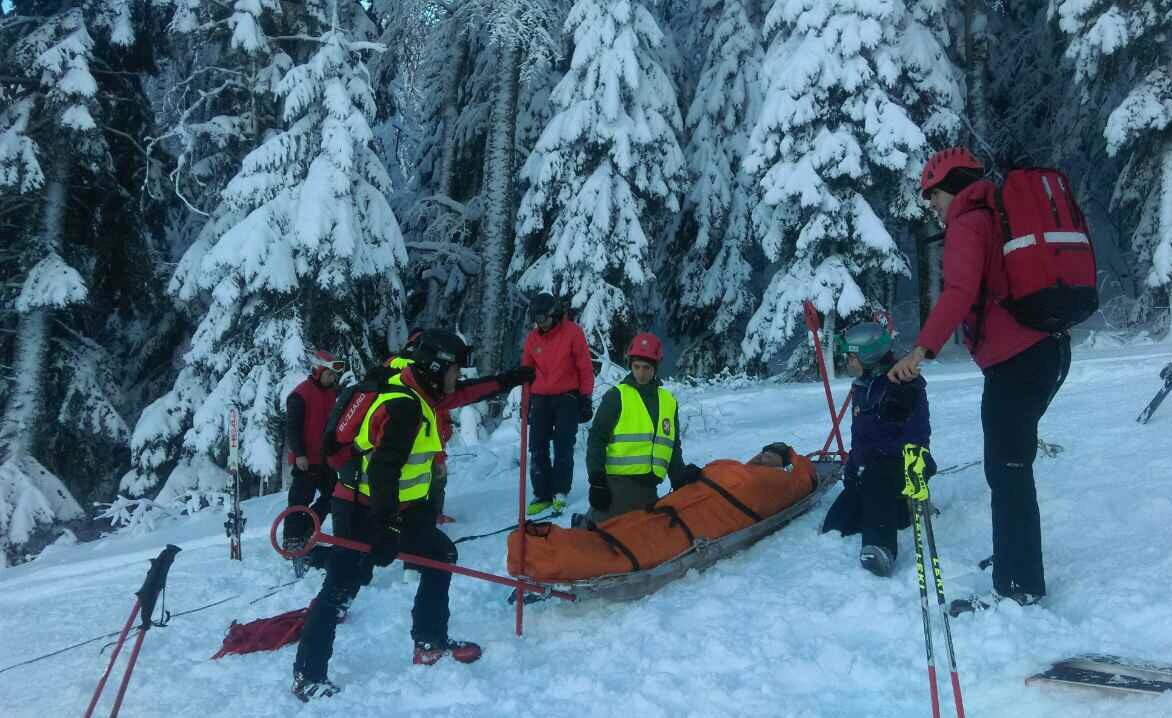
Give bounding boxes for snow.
[13,252,87,311]
[3,344,1172,716]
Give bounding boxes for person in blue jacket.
[821,322,934,577]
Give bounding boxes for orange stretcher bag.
[507,454,816,582]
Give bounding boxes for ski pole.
[270,506,575,602]
[83,601,141,718]
[108,628,148,717]
[803,301,848,460]
[84,545,181,718]
[920,502,966,718]
[911,499,942,718]
[517,383,531,636]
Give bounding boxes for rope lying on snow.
[0,580,296,675]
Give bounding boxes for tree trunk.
[437,30,470,199]
[477,40,520,375]
[963,1,990,145]
[0,161,68,462]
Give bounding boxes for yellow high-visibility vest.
[353,374,441,503]
[604,384,677,481]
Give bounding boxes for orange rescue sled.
[508,455,841,600]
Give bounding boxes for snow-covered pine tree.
[395,3,491,332]
[0,1,134,557]
[122,11,407,503]
[742,0,962,368]
[512,0,688,352]
[672,0,762,376]
[466,1,562,373]
[1057,1,1172,333]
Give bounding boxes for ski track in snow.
[3,345,1172,717]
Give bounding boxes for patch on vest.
[662,418,672,435]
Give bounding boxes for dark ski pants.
[584,475,660,524]
[981,333,1071,597]
[294,500,457,681]
[284,465,337,544]
[429,462,448,518]
[528,393,579,501]
[859,456,910,560]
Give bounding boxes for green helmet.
[835,322,893,368]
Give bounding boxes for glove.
[370,515,402,567]
[842,461,860,491]
[577,393,593,423]
[588,473,611,511]
[671,463,704,490]
[901,444,932,502]
[499,365,536,388]
[760,443,793,467]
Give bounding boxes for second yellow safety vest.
[604,384,677,481]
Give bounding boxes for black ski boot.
[291,672,341,702]
[949,589,1041,617]
[413,638,483,666]
[860,545,894,577]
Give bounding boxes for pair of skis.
[1136,362,1172,424]
[226,408,245,560]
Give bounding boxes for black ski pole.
[920,503,966,718]
[911,499,942,718]
[84,545,181,718]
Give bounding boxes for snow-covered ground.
[3,343,1172,717]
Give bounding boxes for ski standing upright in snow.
[226,408,244,560]
[1136,362,1172,424]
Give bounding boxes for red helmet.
[309,350,345,378]
[627,332,663,363]
[919,147,983,199]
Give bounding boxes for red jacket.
[521,318,595,396]
[916,180,1049,369]
[286,377,337,465]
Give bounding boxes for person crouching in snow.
[821,322,934,577]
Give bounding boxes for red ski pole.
[108,629,149,718]
[84,545,180,718]
[83,602,140,718]
[803,301,848,460]
[517,384,531,636]
[271,506,574,602]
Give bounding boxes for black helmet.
[411,330,471,380]
[529,292,560,321]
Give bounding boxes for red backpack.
[994,168,1099,332]
[320,364,399,469]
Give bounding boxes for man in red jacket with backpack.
[522,293,595,516]
[284,350,345,552]
[890,148,1074,615]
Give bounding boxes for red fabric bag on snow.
[211,604,343,659]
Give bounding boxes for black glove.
[843,461,860,490]
[671,463,704,490]
[588,473,611,511]
[370,515,401,567]
[760,442,793,467]
[499,365,536,388]
[577,393,593,423]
